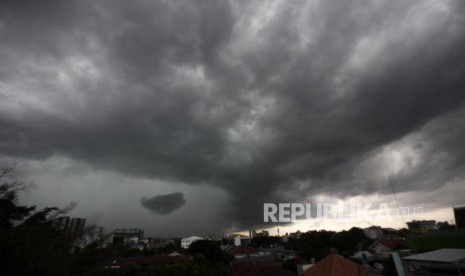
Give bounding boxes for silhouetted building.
[53,216,86,240]
[253,230,270,237]
[368,238,408,258]
[454,206,465,229]
[111,228,144,245]
[67,218,86,240]
[407,220,437,234]
[403,248,465,274]
[146,238,175,250]
[233,234,251,246]
[53,216,70,231]
[303,254,368,276]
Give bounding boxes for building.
[53,216,86,240]
[247,229,269,238]
[53,216,70,231]
[146,238,175,250]
[368,242,392,259]
[110,228,144,245]
[454,206,465,229]
[368,238,408,259]
[255,230,269,237]
[68,218,86,240]
[406,220,437,234]
[303,254,368,276]
[403,248,465,274]
[233,234,251,246]
[180,236,203,249]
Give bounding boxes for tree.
[333,227,366,257]
[298,230,336,261]
[0,162,34,230]
[0,162,74,275]
[187,240,231,265]
[437,221,456,230]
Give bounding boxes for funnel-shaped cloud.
[140,192,186,215]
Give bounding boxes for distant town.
[49,205,465,275]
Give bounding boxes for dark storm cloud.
[140,192,186,215]
[1,0,465,229]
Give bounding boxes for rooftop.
[403,248,465,263]
[303,254,368,276]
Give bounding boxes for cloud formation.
[1,0,465,231]
[140,192,186,215]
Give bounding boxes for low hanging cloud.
[140,192,186,215]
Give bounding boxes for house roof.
[233,263,295,276]
[303,254,368,276]
[228,246,259,255]
[403,249,465,263]
[368,241,391,251]
[374,238,408,250]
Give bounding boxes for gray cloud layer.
[141,192,186,215]
[1,0,465,229]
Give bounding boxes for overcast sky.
[1,0,465,237]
